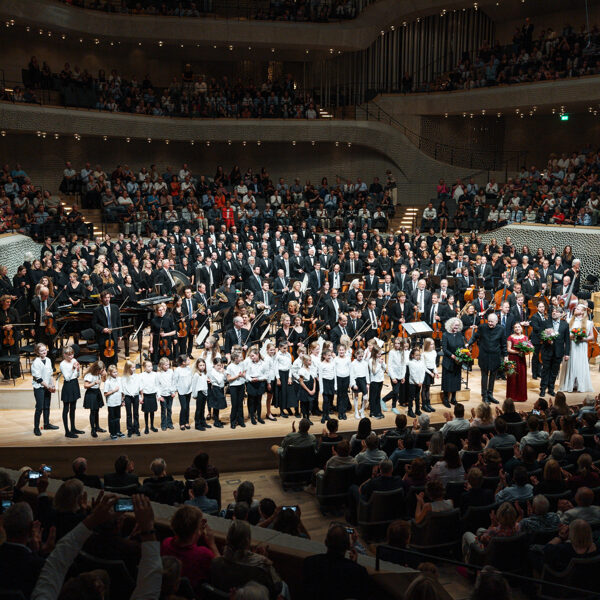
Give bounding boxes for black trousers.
[89,408,100,432]
[541,356,562,395]
[247,394,263,419]
[409,383,421,412]
[62,402,77,432]
[34,387,51,429]
[322,393,334,418]
[532,344,542,378]
[124,395,139,433]
[421,383,431,407]
[179,393,191,425]
[369,381,383,416]
[230,385,245,425]
[382,378,401,406]
[108,405,121,435]
[195,392,207,427]
[480,368,497,401]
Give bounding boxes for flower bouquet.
[455,348,474,365]
[501,359,516,376]
[515,340,534,354]
[571,327,587,344]
[540,328,559,344]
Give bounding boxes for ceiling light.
[126,137,130,142]
[147,137,152,143]
[0,131,5,136]
[242,141,247,146]
[206,141,210,146]
[165,139,170,144]
[54,133,59,139]
[257,140,261,146]
[103,135,108,141]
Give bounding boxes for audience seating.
[210,556,279,600]
[475,533,529,574]
[103,483,140,496]
[409,509,461,556]
[278,446,316,490]
[316,464,356,509]
[506,421,528,440]
[357,488,406,541]
[354,462,374,486]
[205,476,222,509]
[459,503,498,534]
[540,555,600,599]
[71,551,135,600]
[414,431,434,450]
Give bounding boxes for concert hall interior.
[3,1,600,599]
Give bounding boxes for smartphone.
[114,498,134,513]
[532,409,541,416]
[1,500,12,510]
[28,471,42,486]
[346,527,355,535]
[281,505,298,513]
[42,466,52,473]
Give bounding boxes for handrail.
[358,101,527,174]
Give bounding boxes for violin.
[44,315,57,336]
[431,320,443,340]
[397,322,409,338]
[2,319,15,347]
[190,317,199,336]
[159,328,171,357]
[177,318,188,338]
[103,338,115,358]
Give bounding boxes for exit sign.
[560,114,569,121]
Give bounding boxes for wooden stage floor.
[0,351,598,477]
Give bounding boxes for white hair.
[445,317,463,333]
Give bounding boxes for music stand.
[402,321,433,348]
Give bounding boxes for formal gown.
[559,318,593,392]
[506,334,528,402]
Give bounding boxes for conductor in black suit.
[223,316,250,357]
[466,313,507,404]
[529,300,547,380]
[330,314,351,351]
[91,290,123,366]
[540,307,571,399]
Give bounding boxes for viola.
[190,317,199,336]
[159,328,171,357]
[431,320,443,340]
[44,315,57,336]
[177,319,188,338]
[464,326,479,359]
[397,322,408,338]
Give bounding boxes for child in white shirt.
[350,347,369,419]
[421,337,438,413]
[334,344,351,420]
[173,354,193,430]
[192,358,209,431]
[157,357,175,431]
[140,360,159,434]
[121,360,141,437]
[104,364,124,440]
[407,347,435,418]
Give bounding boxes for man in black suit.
[307,262,325,293]
[258,251,275,278]
[223,316,250,356]
[31,285,57,351]
[436,279,454,304]
[530,300,547,379]
[471,288,490,319]
[431,255,446,278]
[521,270,541,302]
[103,454,140,489]
[347,306,365,341]
[182,286,201,356]
[247,266,264,294]
[91,290,122,366]
[394,264,410,293]
[330,314,351,351]
[328,264,344,290]
[0,501,46,599]
[273,268,290,305]
[497,301,516,339]
[510,294,529,327]
[467,313,507,403]
[364,267,379,291]
[197,257,219,297]
[411,281,431,315]
[321,287,348,331]
[344,252,363,275]
[154,261,178,295]
[540,307,571,398]
[378,274,397,298]
[474,256,493,289]
[362,298,381,341]
[424,293,450,328]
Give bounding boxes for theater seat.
[357,488,407,541]
[316,464,356,509]
[410,509,461,555]
[540,555,600,599]
[470,532,529,573]
[460,502,498,534]
[278,446,316,490]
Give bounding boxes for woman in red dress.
[506,322,528,402]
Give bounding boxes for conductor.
[91,290,122,366]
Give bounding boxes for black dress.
[441,331,465,393]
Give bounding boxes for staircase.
[388,205,419,233]
[59,194,119,238]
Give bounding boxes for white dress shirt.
[173,366,193,395]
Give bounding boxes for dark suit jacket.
[303,554,370,600]
[91,303,122,343]
[307,270,325,292]
[321,298,348,328]
[31,295,57,326]
[467,324,507,372]
[530,312,546,345]
[0,542,46,599]
[541,319,571,360]
[154,268,177,293]
[224,327,250,354]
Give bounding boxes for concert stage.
[0,361,597,479]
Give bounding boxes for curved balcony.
[0,0,481,52]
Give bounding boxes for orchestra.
[0,229,595,438]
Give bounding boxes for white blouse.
[173,366,193,395]
[32,357,54,389]
[350,359,369,387]
[319,360,336,390]
[334,355,351,378]
[84,373,101,389]
[104,376,122,407]
[368,360,386,383]
[60,359,80,382]
[244,359,268,382]
[275,352,292,372]
[140,371,159,395]
[226,361,246,387]
[423,350,438,373]
[157,369,175,396]
[192,372,208,395]
[387,349,407,380]
[121,374,141,397]
[408,358,434,385]
[208,368,226,389]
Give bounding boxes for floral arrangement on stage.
[571,327,587,344]
[500,359,516,376]
[515,340,535,354]
[455,348,474,365]
[541,328,559,344]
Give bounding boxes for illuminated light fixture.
[292,141,296,146]
[36,131,41,137]
[26,26,30,32]
[227,140,232,145]
[380,30,385,36]
[335,141,339,147]
[196,44,199,47]
[532,105,537,111]
[103,135,108,141]
[0,131,5,136]
[347,142,352,147]
[257,140,261,146]
[469,113,474,118]
[497,112,502,117]
[147,137,152,143]
[39,28,43,34]
[473,2,478,9]
[9,19,14,25]
[138,42,142,46]
[594,111,598,116]
[242,141,247,146]
[462,112,467,117]
[271,47,275,53]
[229,45,233,51]
[390,25,395,30]
[311,141,315,146]
[94,38,99,44]
[305,49,309,54]
[206,141,211,146]
[213,45,217,49]
[520,113,524,119]
[54,133,59,139]
[444,113,448,118]
[79,38,83,43]
[110,41,114,46]
[158,40,163,46]
[248,46,252,50]
[165,139,170,144]
[126,137,130,143]
[61,34,66,40]
[47,30,52,36]
[180,43,184,48]
[481,109,486,115]
[41,132,47,138]
[190,140,194,145]
[402,21,407,26]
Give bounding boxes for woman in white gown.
[559,304,594,393]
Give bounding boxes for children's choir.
[32,335,448,439]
